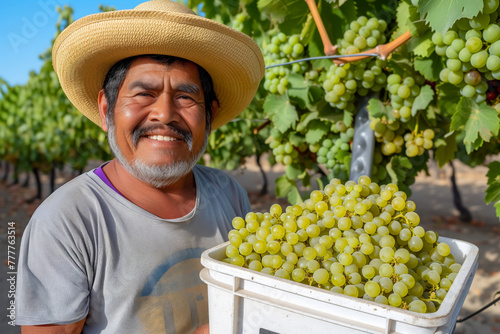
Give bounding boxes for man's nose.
[148,93,181,124]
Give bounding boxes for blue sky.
[1,0,142,86]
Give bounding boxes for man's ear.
[98,89,109,132]
[210,100,219,127]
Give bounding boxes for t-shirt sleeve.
[15,209,91,325]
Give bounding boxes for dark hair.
[102,54,219,132]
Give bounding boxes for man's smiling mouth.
[147,135,179,142]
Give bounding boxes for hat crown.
[134,0,196,15]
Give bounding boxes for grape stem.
[333,30,413,65]
[421,297,443,305]
[303,0,412,64]
[304,0,338,56]
[253,119,271,134]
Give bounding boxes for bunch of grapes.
[370,149,388,183]
[404,129,435,158]
[339,16,388,55]
[386,74,426,122]
[263,33,306,95]
[315,127,354,171]
[268,137,300,166]
[370,119,405,156]
[222,176,461,314]
[431,0,500,101]
[231,12,246,31]
[323,59,387,112]
[322,16,388,111]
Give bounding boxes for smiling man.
[15,1,264,333]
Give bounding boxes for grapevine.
[1,0,500,220]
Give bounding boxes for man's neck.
[102,159,197,219]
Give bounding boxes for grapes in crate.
[221,176,461,314]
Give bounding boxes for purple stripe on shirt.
[94,166,123,196]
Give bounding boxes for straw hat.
[52,0,265,130]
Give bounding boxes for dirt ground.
[0,157,499,333]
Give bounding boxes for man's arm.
[21,318,86,334]
[193,323,209,334]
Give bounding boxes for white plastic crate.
[200,237,478,334]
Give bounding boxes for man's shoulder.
[31,171,105,217]
[194,164,235,181]
[194,164,243,189]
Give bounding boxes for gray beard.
[107,120,209,189]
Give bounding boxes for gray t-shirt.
[15,164,250,333]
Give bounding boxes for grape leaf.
[305,119,330,144]
[414,53,444,82]
[263,94,299,133]
[395,0,411,36]
[437,83,460,117]
[275,175,303,204]
[435,130,457,168]
[275,175,294,197]
[409,30,434,58]
[308,85,325,107]
[287,72,309,109]
[388,52,414,78]
[258,0,309,34]
[368,98,394,121]
[485,161,500,220]
[318,106,344,123]
[343,110,353,128]
[297,111,319,132]
[451,98,500,153]
[286,163,306,180]
[287,132,304,147]
[411,85,434,116]
[426,104,438,121]
[417,0,483,34]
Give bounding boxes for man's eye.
[137,92,153,97]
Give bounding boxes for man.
[15,0,264,333]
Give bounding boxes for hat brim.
[53,9,264,130]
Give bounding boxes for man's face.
[102,57,210,187]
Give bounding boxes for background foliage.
[0,0,499,219]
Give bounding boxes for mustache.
[132,124,193,150]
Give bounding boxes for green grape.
[469,13,490,30]
[437,242,451,256]
[459,48,472,62]
[379,276,393,293]
[291,268,306,282]
[379,263,394,277]
[447,58,462,71]
[408,236,424,252]
[253,240,267,254]
[484,24,500,43]
[466,37,483,53]
[230,254,245,267]
[484,0,500,13]
[431,31,443,45]
[232,217,245,229]
[388,293,402,307]
[409,300,427,313]
[364,281,381,298]
[344,284,359,297]
[443,30,458,45]
[313,268,330,284]
[471,50,489,68]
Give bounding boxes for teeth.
[148,135,176,142]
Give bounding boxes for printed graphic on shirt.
[138,248,209,334]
